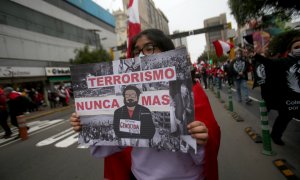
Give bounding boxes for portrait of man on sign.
[113,85,155,142]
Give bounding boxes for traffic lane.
[246,87,300,147]
[0,118,104,180]
[218,86,300,177]
[224,86,299,145]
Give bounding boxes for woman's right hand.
[69,112,81,132]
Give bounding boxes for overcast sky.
[93,0,237,63]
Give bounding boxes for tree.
[228,0,299,26]
[70,45,112,64]
[197,51,228,65]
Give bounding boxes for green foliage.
[268,30,300,56]
[228,0,299,26]
[69,45,112,64]
[197,51,228,65]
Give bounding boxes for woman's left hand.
[187,121,208,145]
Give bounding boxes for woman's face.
[291,41,300,50]
[133,35,161,57]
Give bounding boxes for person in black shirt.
[113,85,155,140]
[254,37,300,145]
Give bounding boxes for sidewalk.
[22,105,74,122]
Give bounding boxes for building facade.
[204,13,228,52]
[0,0,116,102]
[113,0,170,53]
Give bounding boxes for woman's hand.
[187,121,208,145]
[69,112,81,132]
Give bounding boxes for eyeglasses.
[133,43,157,57]
[125,93,137,98]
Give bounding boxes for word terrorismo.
[87,67,176,88]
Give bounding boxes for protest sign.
[71,48,197,153]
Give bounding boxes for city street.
[0,108,103,180]
[0,85,299,180]
[1,0,299,179]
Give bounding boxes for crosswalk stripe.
[36,128,74,147]
[27,119,64,133]
[0,119,65,146]
[55,133,79,148]
[77,144,89,149]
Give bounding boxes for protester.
[57,85,67,106]
[48,90,56,109]
[230,49,252,104]
[254,37,300,145]
[223,59,233,86]
[3,87,30,137]
[200,63,208,89]
[215,66,224,90]
[70,29,221,180]
[0,88,12,138]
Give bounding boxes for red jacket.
[0,89,7,111]
[193,82,221,180]
[8,91,21,100]
[104,82,221,180]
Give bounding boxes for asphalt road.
[0,85,299,180]
[0,108,104,180]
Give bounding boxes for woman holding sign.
[70,29,220,180]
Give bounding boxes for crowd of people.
[193,50,253,105]
[194,32,300,146]
[0,84,72,139]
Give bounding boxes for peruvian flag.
[213,40,234,57]
[127,0,141,58]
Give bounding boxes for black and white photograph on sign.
[70,47,197,153]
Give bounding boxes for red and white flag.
[213,40,234,57]
[127,0,141,58]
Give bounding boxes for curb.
[244,127,262,143]
[24,105,74,122]
[230,112,244,122]
[273,159,298,180]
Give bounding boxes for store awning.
[48,76,71,82]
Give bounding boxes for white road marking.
[293,118,300,122]
[0,119,65,147]
[77,144,89,149]
[55,133,78,148]
[36,128,74,147]
[28,119,64,133]
[249,96,259,102]
[231,88,259,102]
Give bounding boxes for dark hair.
[130,29,175,57]
[123,85,141,98]
[287,37,300,51]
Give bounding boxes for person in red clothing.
[70,29,220,180]
[0,88,12,138]
[4,87,30,137]
[215,66,224,90]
